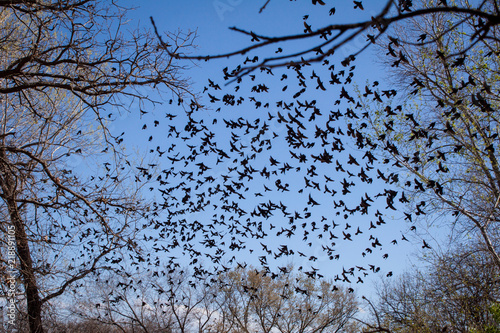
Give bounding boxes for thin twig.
[259,0,271,14]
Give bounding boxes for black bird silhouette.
[422,240,432,249]
[353,1,364,10]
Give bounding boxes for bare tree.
[0,1,196,332]
[355,0,500,269]
[212,266,359,333]
[66,266,360,333]
[69,269,221,333]
[367,244,500,332]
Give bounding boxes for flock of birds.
[107,0,497,294]
[137,83,406,283]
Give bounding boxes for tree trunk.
[7,198,44,333]
[0,149,44,333]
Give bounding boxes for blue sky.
[114,0,432,299]
[127,0,388,81]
